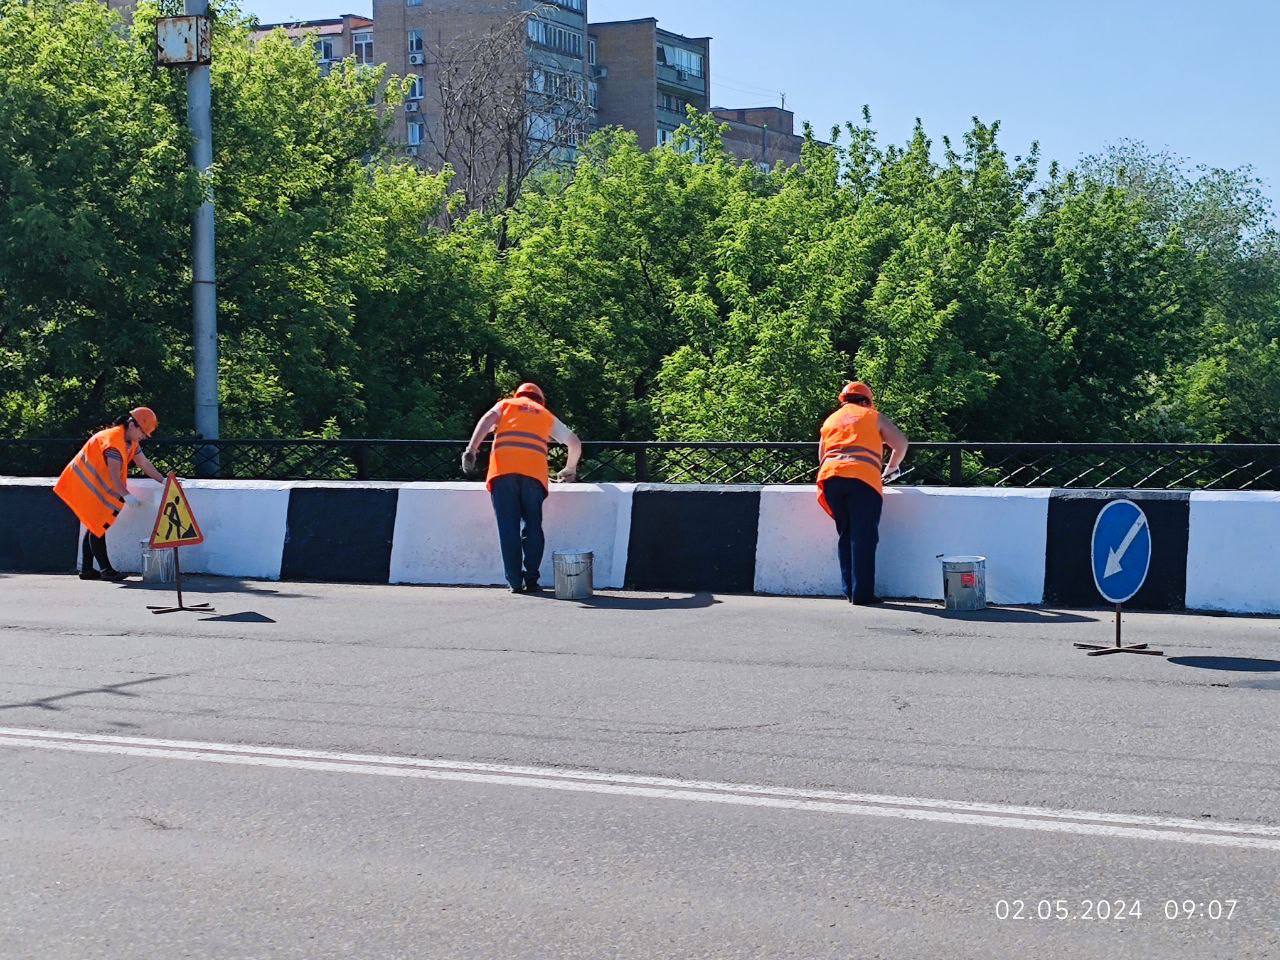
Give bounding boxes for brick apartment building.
[588,17,710,152]
[249,3,813,175]
[252,14,375,75]
[713,106,807,169]
[370,0,592,166]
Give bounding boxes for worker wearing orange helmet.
[54,407,169,581]
[462,383,582,593]
[816,382,909,605]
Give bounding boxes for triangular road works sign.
[149,472,205,549]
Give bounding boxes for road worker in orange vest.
[816,382,910,605]
[54,407,168,582]
[462,383,582,593]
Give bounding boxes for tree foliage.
[2,1,1276,443]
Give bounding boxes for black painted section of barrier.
[1044,490,1189,610]
[280,488,398,583]
[626,487,760,593]
[0,484,79,572]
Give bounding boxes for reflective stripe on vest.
[486,399,555,491]
[54,426,132,536]
[816,405,884,516]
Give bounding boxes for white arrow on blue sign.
[1091,499,1152,604]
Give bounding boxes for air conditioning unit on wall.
[408,52,425,65]
[407,145,419,156]
[405,102,420,113]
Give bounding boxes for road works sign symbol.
[1090,499,1151,604]
[149,473,204,549]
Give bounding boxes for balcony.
[656,63,705,93]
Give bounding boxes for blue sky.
[244,0,1280,207]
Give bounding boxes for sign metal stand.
[1074,499,1162,657]
[145,472,214,615]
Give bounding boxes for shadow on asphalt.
[0,674,177,712]
[1167,656,1280,673]
[880,602,1097,625]
[198,611,277,624]
[111,577,315,600]
[522,591,721,611]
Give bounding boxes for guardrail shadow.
[1167,656,1280,673]
[558,592,721,611]
[879,602,1097,625]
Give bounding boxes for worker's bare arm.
[880,416,910,475]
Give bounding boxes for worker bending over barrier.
[816,382,909,606]
[54,406,168,582]
[463,383,582,594]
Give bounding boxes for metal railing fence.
[3,439,1279,489]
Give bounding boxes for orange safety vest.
[53,426,138,537]
[486,397,555,492]
[816,404,884,517]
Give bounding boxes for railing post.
[353,442,368,481]
[635,446,648,483]
[950,447,963,486]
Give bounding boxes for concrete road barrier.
[1,477,1275,613]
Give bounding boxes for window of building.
[407,121,424,146]
[547,0,585,12]
[657,126,677,146]
[658,92,687,114]
[588,38,597,65]
[526,19,583,58]
[657,43,704,78]
[408,74,424,100]
[406,0,422,6]
[589,80,598,109]
[353,31,373,65]
[407,29,423,53]
[529,113,556,142]
[315,38,336,61]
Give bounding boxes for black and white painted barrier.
[2,477,1277,613]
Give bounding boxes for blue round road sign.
[1091,499,1152,604]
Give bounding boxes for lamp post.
[155,5,220,476]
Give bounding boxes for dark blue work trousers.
[489,473,547,589]
[823,476,883,603]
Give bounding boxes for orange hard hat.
[514,382,545,404]
[129,406,158,437]
[839,381,874,405]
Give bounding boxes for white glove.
[461,450,478,476]
[882,466,902,484]
[556,468,577,483]
[123,494,142,508]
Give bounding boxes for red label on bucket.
[961,572,976,588]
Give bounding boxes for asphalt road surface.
[2,573,1278,959]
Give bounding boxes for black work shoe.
[524,581,543,593]
[508,584,526,594]
[100,569,128,583]
[851,596,883,607]
[79,569,102,581]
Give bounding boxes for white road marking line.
[2,726,1277,852]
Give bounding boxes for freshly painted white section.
[389,482,634,588]
[1186,491,1280,614]
[100,479,291,579]
[755,486,1052,603]
[2,727,1277,851]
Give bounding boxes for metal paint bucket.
[553,550,594,601]
[939,555,986,611]
[140,540,176,584]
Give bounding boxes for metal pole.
[175,548,185,610]
[187,0,220,475]
[1115,603,1122,648]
